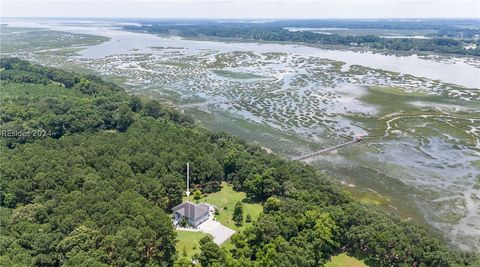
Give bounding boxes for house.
[172,201,210,228]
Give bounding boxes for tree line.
[124,22,480,56]
[0,58,478,266]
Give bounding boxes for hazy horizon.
[2,17,479,20]
[1,1,479,19]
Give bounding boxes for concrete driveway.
[198,219,235,245]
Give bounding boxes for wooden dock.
[293,136,364,161]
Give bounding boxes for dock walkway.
[293,136,364,161]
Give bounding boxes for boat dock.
[293,135,364,161]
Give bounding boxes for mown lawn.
[184,182,263,231]
[325,253,368,267]
[175,230,208,259]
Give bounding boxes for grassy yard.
[183,182,263,231]
[175,230,208,259]
[325,253,368,267]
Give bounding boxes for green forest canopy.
[0,58,478,266]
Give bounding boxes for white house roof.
[172,201,209,221]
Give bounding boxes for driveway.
[198,219,235,245]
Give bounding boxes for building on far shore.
[172,201,210,228]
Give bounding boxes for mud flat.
[1,18,479,250]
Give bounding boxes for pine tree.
[233,202,243,226]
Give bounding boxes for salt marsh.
[1,18,479,250]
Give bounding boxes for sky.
[1,0,479,19]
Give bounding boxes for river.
[4,18,480,88]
